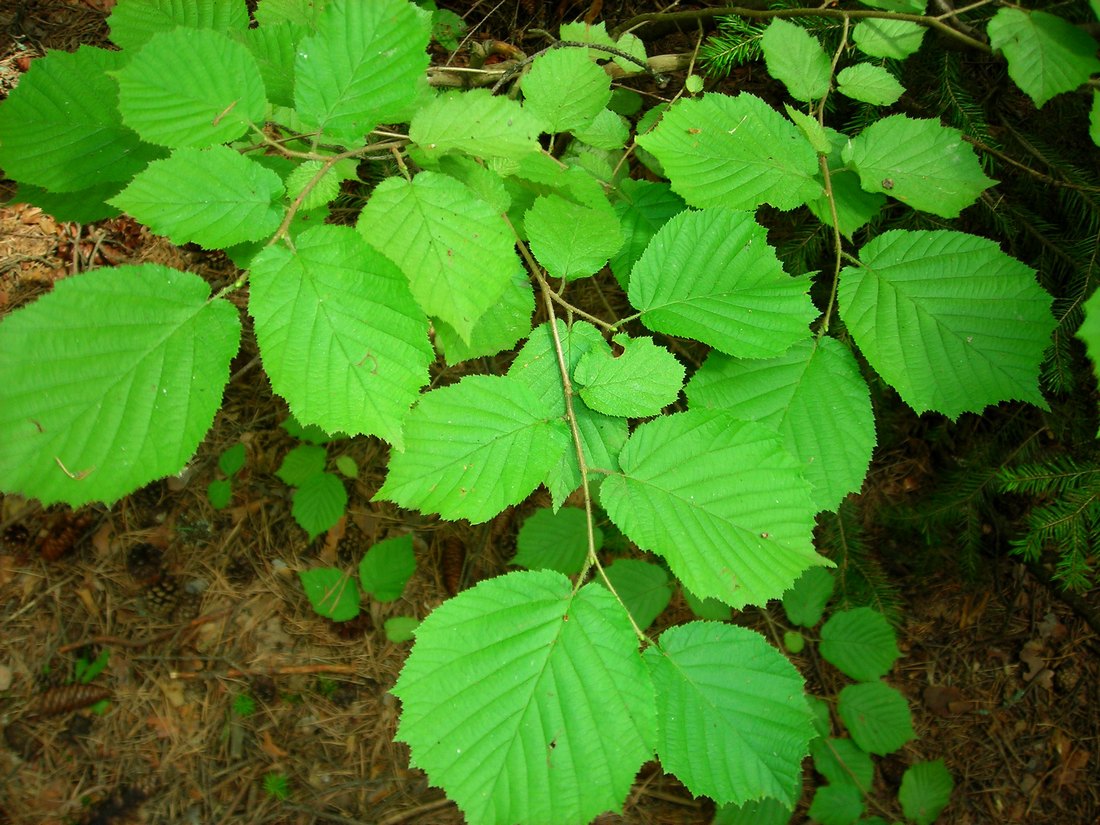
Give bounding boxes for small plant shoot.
[0,0,1083,820]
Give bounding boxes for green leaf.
[820,607,901,681]
[285,160,344,211]
[393,571,656,825]
[292,471,347,540]
[111,147,284,248]
[785,104,832,154]
[376,375,571,523]
[838,230,1054,417]
[810,737,874,792]
[0,265,239,506]
[1092,92,1100,148]
[513,507,597,575]
[782,566,836,628]
[600,410,825,608]
[686,338,874,512]
[113,28,266,148]
[107,0,249,50]
[299,567,360,621]
[645,622,814,807]
[1077,288,1100,404]
[836,63,905,106]
[410,89,542,163]
[335,455,359,479]
[760,19,830,102]
[808,169,886,240]
[574,334,684,418]
[851,19,925,59]
[784,630,805,654]
[207,479,233,509]
[837,681,914,755]
[987,9,1100,108]
[525,194,622,281]
[808,783,864,825]
[282,415,343,444]
[0,47,163,193]
[713,798,793,825]
[682,588,732,621]
[629,208,817,358]
[509,321,628,508]
[295,0,431,141]
[855,0,924,10]
[277,444,327,486]
[218,443,247,476]
[637,93,822,211]
[843,115,994,218]
[573,108,630,150]
[384,616,420,642]
[250,225,432,447]
[253,0,327,27]
[358,534,416,602]
[522,46,612,134]
[899,759,954,825]
[358,172,519,342]
[12,182,123,224]
[602,559,672,630]
[430,7,465,49]
[236,21,304,108]
[609,180,685,289]
[433,269,534,364]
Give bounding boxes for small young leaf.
[277,444,327,486]
[522,47,612,134]
[837,681,915,755]
[602,559,672,631]
[0,46,164,193]
[629,208,817,359]
[600,410,825,608]
[572,108,630,150]
[250,225,433,447]
[284,160,343,211]
[376,375,571,523]
[513,507,596,575]
[524,194,622,281]
[687,338,874,513]
[410,88,542,163]
[760,19,831,102]
[392,571,657,825]
[820,607,901,681]
[575,334,684,418]
[358,172,519,342]
[810,737,874,792]
[0,265,240,506]
[334,455,359,479]
[294,0,431,141]
[836,63,905,105]
[781,566,836,628]
[218,443,247,476]
[843,115,994,218]
[637,93,822,211]
[113,28,267,148]
[107,0,249,50]
[292,472,348,540]
[838,230,1054,418]
[899,759,954,825]
[987,8,1100,108]
[783,630,805,654]
[384,616,420,643]
[111,147,285,248]
[784,104,832,154]
[852,19,925,59]
[207,479,233,509]
[359,534,416,602]
[807,783,864,825]
[298,567,360,621]
[645,622,814,807]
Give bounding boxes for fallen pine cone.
[26,683,111,718]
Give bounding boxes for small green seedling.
[300,533,416,621]
[276,418,349,540]
[262,772,290,801]
[73,648,112,714]
[207,441,246,509]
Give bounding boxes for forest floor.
[1,2,1098,824]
